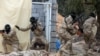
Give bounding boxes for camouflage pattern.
[2,30,19,54]
[83,16,98,55]
[83,17,97,47]
[57,15,78,56]
[17,21,49,51]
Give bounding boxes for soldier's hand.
[15,25,20,30]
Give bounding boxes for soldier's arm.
[15,25,31,31]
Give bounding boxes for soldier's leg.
[87,37,97,54]
[58,50,63,56]
[58,42,70,56]
[2,41,8,54]
[58,45,64,56]
[83,36,90,56]
[41,37,49,51]
[89,27,97,52]
[39,42,45,49]
[63,40,76,55]
[90,37,97,48]
[30,37,36,49]
[12,43,19,52]
[66,40,74,55]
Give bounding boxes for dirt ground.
[0,41,100,56]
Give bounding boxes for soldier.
[0,24,19,54]
[57,12,77,44]
[15,17,49,51]
[83,13,98,55]
[57,12,79,56]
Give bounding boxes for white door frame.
[32,2,52,43]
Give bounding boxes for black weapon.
[0,30,5,33]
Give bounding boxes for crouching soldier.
[57,12,79,56]
[0,24,19,54]
[83,13,98,55]
[16,17,49,52]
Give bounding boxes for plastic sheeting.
[0,0,32,53]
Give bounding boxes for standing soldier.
[16,17,49,52]
[57,12,79,56]
[0,24,19,54]
[83,13,98,55]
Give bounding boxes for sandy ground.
[0,41,100,56]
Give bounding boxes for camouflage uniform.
[57,15,78,56]
[83,16,98,54]
[83,17,97,46]
[17,22,49,51]
[2,30,19,53]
